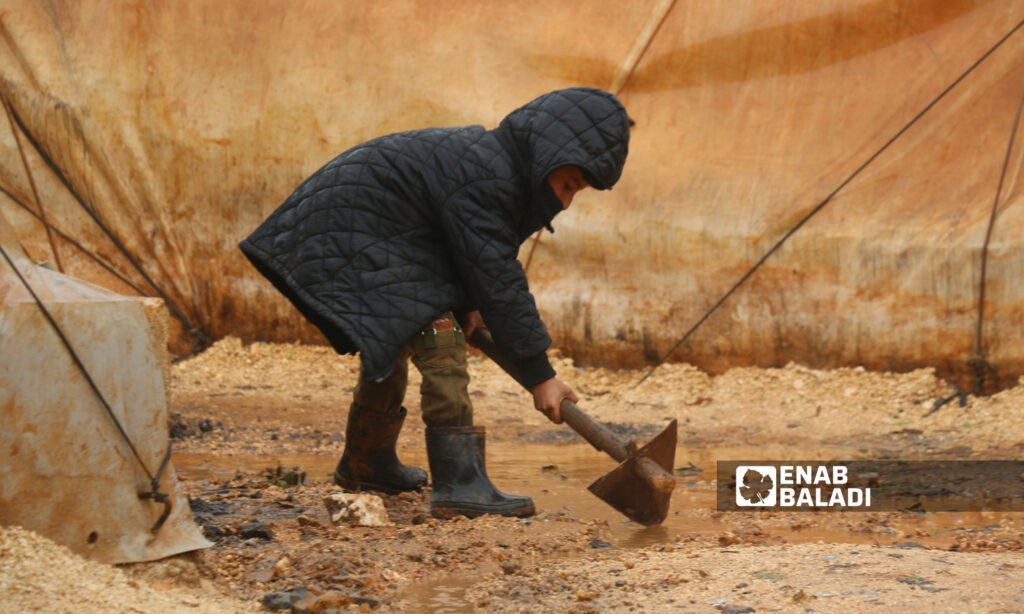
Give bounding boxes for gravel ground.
[170,336,1024,456]
[4,337,1024,613]
[0,526,255,614]
[467,541,1024,613]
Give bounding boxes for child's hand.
[462,310,486,340]
[531,378,578,424]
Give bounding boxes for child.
[240,87,630,518]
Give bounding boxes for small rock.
[895,541,924,549]
[576,590,596,601]
[718,532,741,546]
[308,590,353,613]
[411,514,428,525]
[239,521,274,540]
[272,556,292,579]
[260,587,308,611]
[168,414,190,439]
[324,493,392,527]
[352,595,380,609]
[296,515,321,528]
[734,582,748,589]
[201,525,224,540]
[589,538,613,549]
[188,497,230,516]
[500,561,519,575]
[198,419,214,432]
[717,605,755,614]
[292,591,318,614]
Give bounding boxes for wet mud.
[152,338,1024,612]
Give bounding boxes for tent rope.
[0,185,150,295]
[970,78,1024,393]
[635,16,1024,388]
[0,241,172,533]
[2,94,62,272]
[2,97,209,349]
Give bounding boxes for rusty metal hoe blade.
[587,419,677,525]
[467,328,679,525]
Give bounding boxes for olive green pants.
[353,312,474,427]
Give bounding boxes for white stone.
[381,568,405,582]
[272,556,292,579]
[324,493,392,527]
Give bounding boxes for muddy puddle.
[174,441,1023,549]
[174,441,1024,611]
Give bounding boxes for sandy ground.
[466,542,1024,613]
[5,337,1024,613]
[0,525,253,614]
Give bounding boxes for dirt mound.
[0,525,253,614]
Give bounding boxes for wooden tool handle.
[559,399,629,461]
[468,328,676,494]
[635,457,677,494]
[466,328,630,455]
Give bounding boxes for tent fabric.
[1,1,1023,387]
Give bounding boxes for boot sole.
[431,501,535,519]
[333,474,424,495]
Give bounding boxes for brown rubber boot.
[333,404,427,494]
[425,425,535,518]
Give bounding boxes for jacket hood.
[496,87,630,237]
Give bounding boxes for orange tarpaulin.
[1,1,1023,387]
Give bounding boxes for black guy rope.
[635,16,1024,388]
[0,241,172,533]
[2,93,63,272]
[924,81,1024,417]
[2,97,209,348]
[0,184,149,296]
[974,81,1024,375]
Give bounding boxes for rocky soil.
[466,541,1024,613]
[4,336,1024,613]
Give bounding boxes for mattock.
[469,329,678,525]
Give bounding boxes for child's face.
[547,166,589,211]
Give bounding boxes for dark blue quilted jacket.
[240,88,629,387]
